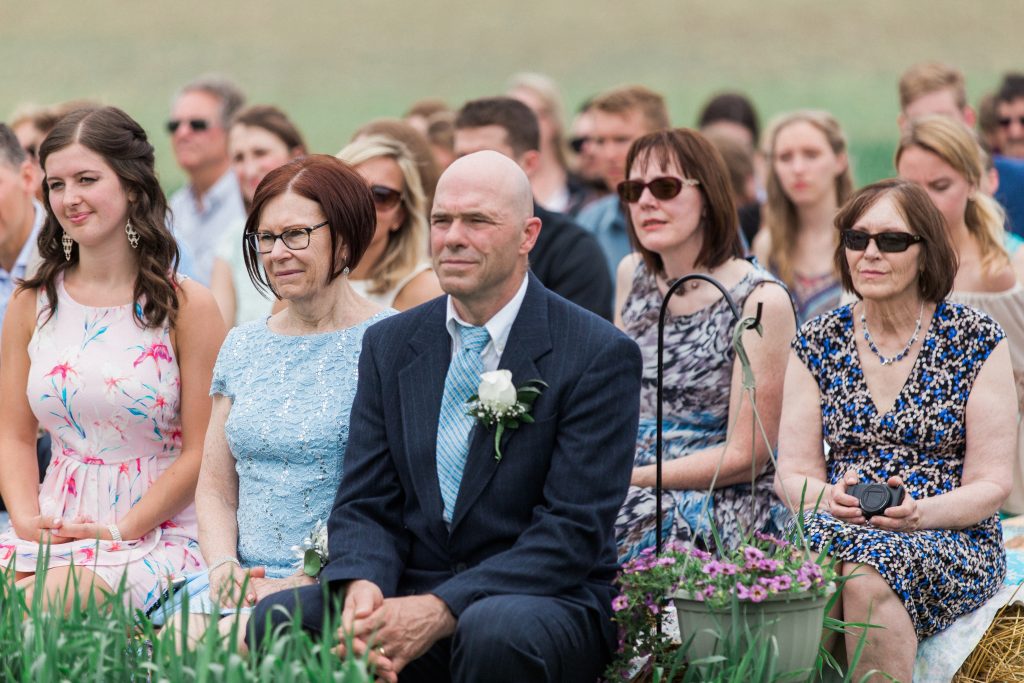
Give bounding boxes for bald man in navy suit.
[250,151,641,682]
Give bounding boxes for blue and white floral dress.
[794,302,1006,639]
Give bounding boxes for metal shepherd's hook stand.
[654,274,764,557]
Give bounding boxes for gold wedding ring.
[377,645,387,657]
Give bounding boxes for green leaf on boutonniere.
[303,549,322,577]
[471,377,548,462]
[494,423,506,461]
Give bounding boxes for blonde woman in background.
[752,110,854,324]
[353,118,441,206]
[337,135,442,309]
[897,114,1024,513]
[211,105,306,325]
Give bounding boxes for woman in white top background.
[210,105,307,325]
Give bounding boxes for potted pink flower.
[607,532,836,681]
[675,532,833,609]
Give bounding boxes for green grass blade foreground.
[0,557,375,682]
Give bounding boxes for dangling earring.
[125,220,140,249]
[62,230,73,261]
[342,266,351,276]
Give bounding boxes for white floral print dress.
[0,275,203,608]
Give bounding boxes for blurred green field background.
[2,0,1021,194]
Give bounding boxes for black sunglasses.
[998,116,1024,128]
[166,118,211,134]
[842,229,922,253]
[370,185,402,210]
[617,176,700,203]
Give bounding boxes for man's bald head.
[438,150,534,223]
[430,150,541,324]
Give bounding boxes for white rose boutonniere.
[466,370,547,461]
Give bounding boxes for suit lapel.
[397,299,451,545]
[451,275,553,532]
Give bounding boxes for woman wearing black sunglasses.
[338,135,443,310]
[897,115,1024,514]
[776,178,1015,681]
[612,128,796,559]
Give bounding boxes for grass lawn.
[2,1,1023,192]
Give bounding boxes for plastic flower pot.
[672,585,834,681]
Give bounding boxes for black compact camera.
[846,483,906,519]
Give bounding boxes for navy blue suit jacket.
[321,274,642,620]
[531,203,613,321]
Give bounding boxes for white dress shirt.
[444,274,529,371]
[168,170,246,286]
[0,200,44,335]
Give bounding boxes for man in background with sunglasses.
[896,63,1024,238]
[167,75,247,285]
[995,73,1024,160]
[566,100,610,211]
[453,97,613,320]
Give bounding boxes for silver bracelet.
[207,557,241,574]
[108,524,123,543]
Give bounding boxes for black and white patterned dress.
[614,260,790,562]
[794,301,1007,639]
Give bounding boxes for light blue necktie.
[436,324,491,523]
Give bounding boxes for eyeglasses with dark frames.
[617,176,700,203]
[247,221,329,254]
[166,118,211,134]
[842,229,922,253]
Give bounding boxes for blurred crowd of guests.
[8,66,1024,331]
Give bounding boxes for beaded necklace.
[860,302,924,366]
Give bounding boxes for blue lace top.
[209,310,394,576]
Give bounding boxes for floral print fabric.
[0,277,203,608]
[614,260,789,562]
[794,302,1006,639]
